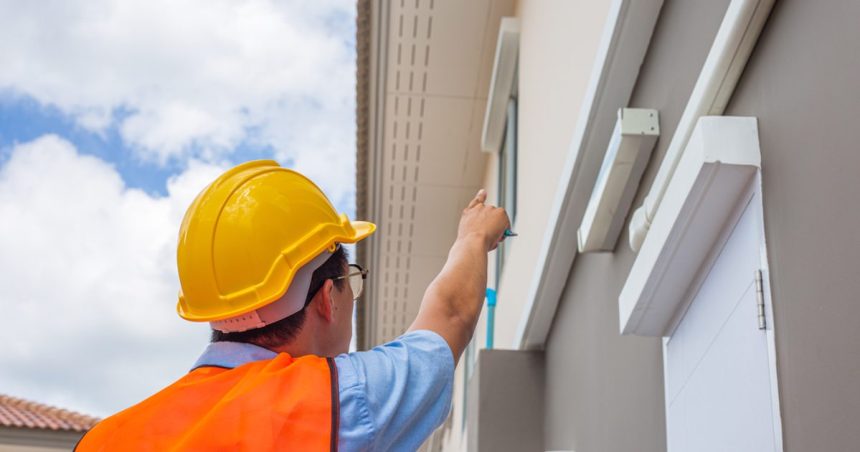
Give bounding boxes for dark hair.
[210,246,349,348]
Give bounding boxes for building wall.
[723,0,860,448]
[541,0,732,450]
[493,0,613,348]
[466,350,544,452]
[0,445,71,452]
[436,1,613,450]
[440,0,860,450]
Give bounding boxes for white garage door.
[664,190,781,451]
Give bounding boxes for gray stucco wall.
[467,350,544,452]
[541,0,731,450]
[724,0,860,449]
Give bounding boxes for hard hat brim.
[349,221,376,242]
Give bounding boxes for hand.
[457,189,511,252]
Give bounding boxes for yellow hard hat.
[176,160,375,326]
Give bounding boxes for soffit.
[363,0,514,345]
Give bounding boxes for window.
[495,96,518,288]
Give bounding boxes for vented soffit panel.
[360,0,513,346]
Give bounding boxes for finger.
[467,189,487,209]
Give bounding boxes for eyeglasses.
[333,264,369,300]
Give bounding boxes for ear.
[311,279,336,323]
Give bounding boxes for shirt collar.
[192,341,278,371]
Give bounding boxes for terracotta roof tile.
[0,394,100,432]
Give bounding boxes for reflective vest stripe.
[327,357,339,452]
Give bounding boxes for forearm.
[407,234,488,363]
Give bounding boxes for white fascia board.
[481,18,520,153]
[363,0,391,347]
[514,0,664,349]
[619,116,761,336]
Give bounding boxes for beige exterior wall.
[434,1,613,450]
[493,0,613,349]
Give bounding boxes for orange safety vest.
[76,353,339,451]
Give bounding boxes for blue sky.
[0,93,177,196]
[0,91,353,215]
[0,0,357,416]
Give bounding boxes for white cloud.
[0,0,361,416]
[0,0,356,205]
[0,135,228,416]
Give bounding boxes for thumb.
[467,189,487,209]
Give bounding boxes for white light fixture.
[577,108,659,252]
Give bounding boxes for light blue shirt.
[192,330,455,451]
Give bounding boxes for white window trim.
[481,18,519,153]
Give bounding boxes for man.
[77,160,510,451]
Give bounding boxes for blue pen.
[503,229,518,237]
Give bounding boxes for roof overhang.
[356,0,514,348]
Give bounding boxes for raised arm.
[407,189,510,364]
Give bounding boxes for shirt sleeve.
[334,329,455,452]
